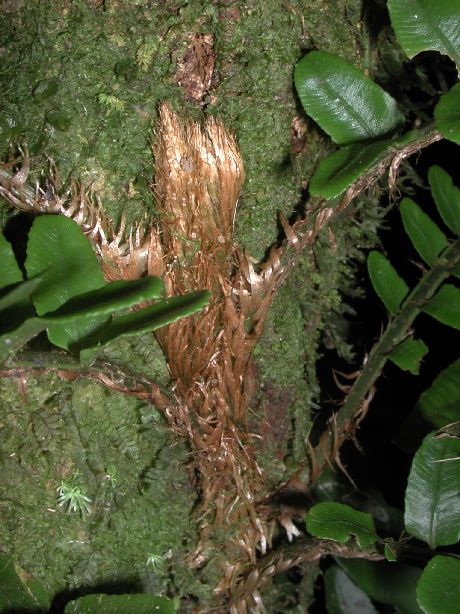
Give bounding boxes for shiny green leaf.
[416,358,460,428]
[0,317,47,362]
[64,593,176,614]
[389,338,428,374]
[337,559,422,614]
[0,276,44,340]
[77,290,211,357]
[25,216,105,313]
[417,556,460,614]
[325,565,378,614]
[423,284,460,329]
[0,233,22,290]
[312,469,404,535]
[309,130,418,199]
[309,140,392,199]
[404,431,460,547]
[428,165,460,235]
[368,251,409,315]
[383,542,398,562]
[0,555,50,611]
[434,83,460,145]
[0,236,41,336]
[294,51,404,145]
[43,277,165,322]
[25,216,107,351]
[48,314,109,353]
[306,502,379,549]
[388,0,460,70]
[0,277,43,315]
[400,198,448,265]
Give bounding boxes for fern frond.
[31,404,65,453]
[97,93,125,112]
[136,38,157,71]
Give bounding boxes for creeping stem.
[314,236,460,480]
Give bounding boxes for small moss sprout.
[56,472,92,517]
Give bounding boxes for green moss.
[100,332,170,386]
[0,373,198,599]
[302,0,364,64]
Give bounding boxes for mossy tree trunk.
[0,1,383,611]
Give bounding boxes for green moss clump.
[0,374,200,599]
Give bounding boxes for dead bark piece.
[174,33,216,103]
[290,115,308,155]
